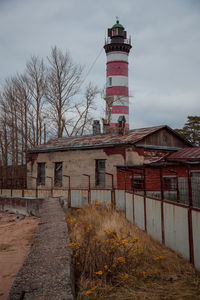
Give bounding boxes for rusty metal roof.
[27,125,188,153]
[167,147,200,161]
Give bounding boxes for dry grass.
[66,202,200,299]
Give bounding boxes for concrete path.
[8,197,75,300]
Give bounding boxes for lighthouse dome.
[112,20,124,30]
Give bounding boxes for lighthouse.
[104,19,132,132]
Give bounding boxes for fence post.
[187,167,194,265]
[160,168,165,244]
[22,177,24,198]
[105,172,115,209]
[0,178,2,195]
[10,178,13,197]
[143,168,147,231]
[63,175,71,208]
[83,174,91,204]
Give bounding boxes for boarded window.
[55,162,62,186]
[37,163,45,185]
[96,160,105,187]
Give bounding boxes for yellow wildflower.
[133,237,141,243]
[112,263,116,268]
[124,273,129,279]
[121,239,129,246]
[117,257,126,264]
[85,290,92,296]
[95,200,104,205]
[142,271,147,277]
[128,250,136,256]
[87,224,93,231]
[154,255,164,262]
[153,269,159,274]
[90,286,97,291]
[135,258,140,264]
[104,265,108,270]
[69,242,78,249]
[95,270,103,275]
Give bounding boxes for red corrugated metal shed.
[168,147,200,161]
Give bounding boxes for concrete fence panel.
[134,194,145,230]
[71,190,88,207]
[1,189,11,197]
[12,189,23,197]
[38,190,51,198]
[146,197,162,242]
[164,203,189,260]
[125,192,133,223]
[115,190,125,211]
[24,189,36,198]
[91,189,111,204]
[53,189,67,198]
[192,210,200,271]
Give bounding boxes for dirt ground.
[0,212,39,300]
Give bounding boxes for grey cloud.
[0,0,199,130]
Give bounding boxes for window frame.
[131,175,144,190]
[54,162,63,187]
[37,162,45,185]
[163,175,177,191]
[95,159,106,187]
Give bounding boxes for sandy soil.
[0,212,39,300]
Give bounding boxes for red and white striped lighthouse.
[104,19,132,132]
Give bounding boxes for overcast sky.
[0,0,199,130]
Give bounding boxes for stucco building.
[27,124,191,190]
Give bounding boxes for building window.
[163,176,176,190]
[55,162,62,186]
[108,77,112,86]
[132,176,144,190]
[96,160,105,187]
[37,163,45,185]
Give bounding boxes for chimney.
[102,118,110,134]
[93,120,101,135]
[116,115,126,135]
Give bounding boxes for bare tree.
[45,46,83,138]
[25,56,46,146]
[68,82,99,136]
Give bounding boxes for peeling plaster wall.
[27,148,126,189]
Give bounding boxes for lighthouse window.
[108,77,112,86]
[112,29,116,36]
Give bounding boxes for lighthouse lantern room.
[104,19,132,132]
